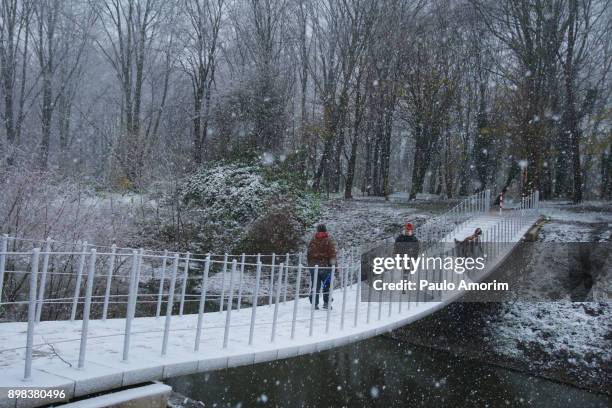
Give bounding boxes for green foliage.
[167,161,319,254]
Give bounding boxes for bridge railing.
[416,189,491,243]
[358,189,492,255]
[0,190,540,382]
[400,189,540,304]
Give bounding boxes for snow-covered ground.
[486,201,612,391]
[301,196,443,249]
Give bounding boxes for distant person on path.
[395,223,418,247]
[394,223,419,292]
[307,224,337,309]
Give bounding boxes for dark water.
[165,336,610,408]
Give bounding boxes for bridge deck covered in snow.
[0,190,540,408]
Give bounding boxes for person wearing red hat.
[394,222,419,293]
[396,223,417,241]
[394,222,419,252]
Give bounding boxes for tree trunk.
[192,86,204,164]
[345,79,364,199]
[563,0,583,202]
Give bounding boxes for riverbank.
[388,201,611,395]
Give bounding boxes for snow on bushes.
[170,162,319,254]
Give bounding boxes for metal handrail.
[0,189,540,382]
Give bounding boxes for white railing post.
[282,253,289,303]
[377,269,385,321]
[309,265,318,336]
[0,234,7,303]
[236,253,246,311]
[23,248,40,381]
[35,237,51,323]
[78,249,97,369]
[341,264,349,329]
[71,241,88,322]
[398,265,403,314]
[223,260,237,348]
[219,253,228,312]
[325,265,335,334]
[102,244,116,321]
[366,267,372,324]
[194,254,211,352]
[248,260,262,345]
[179,252,190,316]
[290,262,302,340]
[161,254,179,356]
[354,260,361,327]
[122,251,139,362]
[269,253,276,306]
[338,263,348,289]
[134,249,144,314]
[346,249,353,288]
[271,262,284,342]
[155,250,168,319]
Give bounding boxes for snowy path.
[0,212,538,408]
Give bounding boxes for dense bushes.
[165,160,319,254]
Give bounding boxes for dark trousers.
[309,267,331,306]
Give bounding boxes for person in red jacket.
[307,224,337,309]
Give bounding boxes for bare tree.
[181,0,224,165]
[94,0,167,186]
[32,0,95,169]
[309,0,379,193]
[0,0,33,159]
[558,0,611,202]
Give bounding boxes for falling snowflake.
[261,152,274,166]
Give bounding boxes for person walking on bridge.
[307,224,337,309]
[394,222,419,248]
[394,223,419,293]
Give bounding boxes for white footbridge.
[0,190,540,407]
